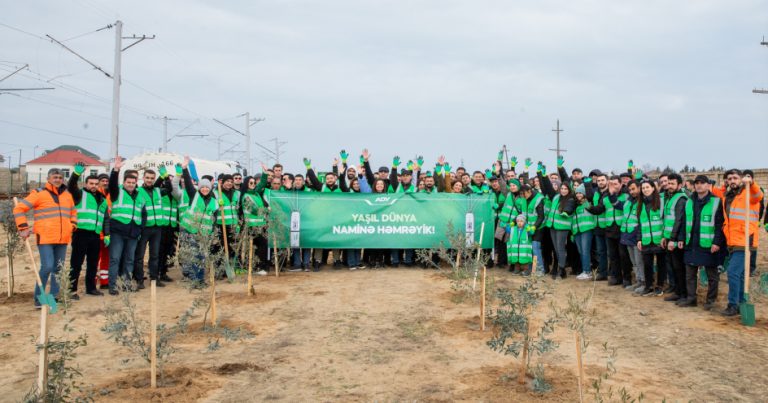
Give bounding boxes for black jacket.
[67,172,110,236]
[108,169,145,239]
[683,192,726,267]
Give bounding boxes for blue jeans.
[391,249,413,265]
[574,231,593,274]
[532,241,544,273]
[35,244,67,306]
[347,249,361,267]
[291,248,311,268]
[108,232,138,290]
[594,234,608,277]
[727,250,747,307]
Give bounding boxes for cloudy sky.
[1,0,767,174]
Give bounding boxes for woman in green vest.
[539,171,575,279]
[572,184,597,280]
[178,157,218,284]
[633,180,667,296]
[240,175,270,276]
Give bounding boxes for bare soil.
[1,242,767,402]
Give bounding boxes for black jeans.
[70,230,101,293]
[686,265,719,303]
[134,226,162,282]
[616,244,633,284]
[159,226,178,276]
[667,248,686,297]
[642,251,667,290]
[606,237,621,280]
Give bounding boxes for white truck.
[118,152,241,182]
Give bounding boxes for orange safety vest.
[713,183,763,248]
[13,182,77,244]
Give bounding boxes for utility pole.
[270,137,288,163]
[109,21,123,162]
[245,113,251,173]
[754,36,768,94]
[548,119,567,159]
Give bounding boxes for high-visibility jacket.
[713,183,763,248]
[76,191,108,234]
[322,184,342,193]
[161,193,179,228]
[662,191,688,239]
[492,191,506,215]
[111,186,143,226]
[213,189,240,226]
[137,186,164,227]
[242,192,267,227]
[593,192,622,228]
[13,182,77,244]
[571,202,596,234]
[507,227,533,264]
[180,193,218,234]
[387,183,415,193]
[685,196,720,248]
[498,193,520,226]
[522,193,544,228]
[638,203,664,246]
[620,200,639,234]
[542,197,552,228]
[545,195,572,231]
[468,183,490,195]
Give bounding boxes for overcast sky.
[1,0,767,175]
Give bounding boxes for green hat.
[508,179,521,188]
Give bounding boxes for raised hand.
[443,162,451,173]
[510,156,518,168]
[114,156,124,170]
[537,161,543,173]
[497,150,504,161]
[557,156,564,168]
[73,162,85,176]
[333,157,340,166]
[158,165,168,179]
[485,169,492,180]
[303,158,312,169]
[392,156,401,168]
[361,148,370,161]
[524,158,532,170]
[359,155,365,165]
[182,155,190,169]
[416,155,424,168]
[437,155,445,165]
[406,160,414,170]
[628,159,634,169]
[260,162,269,172]
[340,149,349,163]
[174,163,183,176]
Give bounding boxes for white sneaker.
[576,273,591,280]
[349,266,358,271]
[256,270,267,276]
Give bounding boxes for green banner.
[268,192,495,249]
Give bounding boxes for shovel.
[217,180,236,281]
[739,184,755,326]
[13,198,58,313]
[698,266,708,287]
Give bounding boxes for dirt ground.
[1,240,767,402]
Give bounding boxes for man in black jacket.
[67,163,109,297]
[678,175,725,309]
[661,173,689,302]
[107,157,146,295]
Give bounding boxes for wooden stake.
[473,223,486,290]
[150,280,157,388]
[247,239,254,296]
[519,306,531,385]
[480,265,486,331]
[209,261,217,326]
[6,253,13,297]
[38,305,48,394]
[173,235,180,272]
[575,332,585,403]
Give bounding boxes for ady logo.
[374,197,390,202]
[364,196,398,206]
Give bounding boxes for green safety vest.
[388,183,415,193]
[507,227,533,264]
[214,189,240,226]
[322,184,342,193]
[542,197,552,228]
[662,191,688,239]
[137,186,164,227]
[639,203,664,246]
[492,191,506,214]
[546,195,572,231]
[571,202,596,234]
[161,193,179,228]
[242,192,267,227]
[111,186,143,225]
[498,193,520,226]
[613,193,629,227]
[522,193,544,228]
[620,200,639,234]
[420,186,438,194]
[180,193,218,234]
[685,196,720,248]
[468,184,489,195]
[593,192,619,229]
[75,191,107,234]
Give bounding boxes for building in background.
[24,145,108,185]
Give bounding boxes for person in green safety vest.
[158,166,178,284]
[633,180,668,297]
[617,179,645,292]
[67,163,109,297]
[679,175,726,309]
[572,183,597,281]
[464,170,490,195]
[507,214,535,276]
[304,157,343,269]
[240,173,271,276]
[134,167,172,289]
[660,173,689,303]
[178,156,218,283]
[107,157,146,295]
[519,184,546,275]
[539,166,575,279]
[213,173,241,272]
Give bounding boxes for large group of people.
[12,149,766,318]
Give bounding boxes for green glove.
[497,150,504,161]
[635,169,643,180]
[73,162,85,176]
[536,161,543,173]
[510,156,518,168]
[392,156,401,168]
[218,198,224,207]
[435,165,442,175]
[524,158,532,170]
[303,158,312,169]
[407,160,414,170]
[583,177,592,184]
[560,211,570,217]
[416,155,424,168]
[628,159,634,169]
[541,165,547,175]
[175,163,183,177]
[158,165,168,179]
[103,235,110,247]
[557,156,564,168]
[485,169,492,180]
[359,155,365,165]
[443,163,451,173]
[340,149,349,163]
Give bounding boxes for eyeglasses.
[248,181,256,185]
